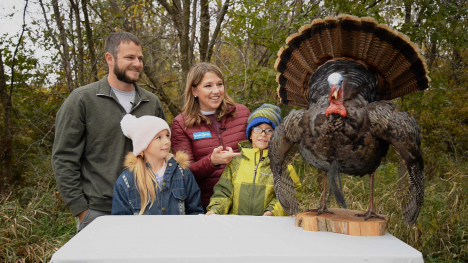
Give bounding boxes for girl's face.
[192,72,225,112]
[143,129,171,161]
[250,123,273,150]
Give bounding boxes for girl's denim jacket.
[112,153,203,215]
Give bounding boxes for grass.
[0,165,75,262]
[295,156,468,263]
[1,156,467,262]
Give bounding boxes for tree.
[0,0,29,194]
[0,48,12,194]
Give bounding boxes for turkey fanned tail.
[368,101,425,226]
[269,110,305,215]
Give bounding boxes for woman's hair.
[182,62,237,128]
[123,152,160,215]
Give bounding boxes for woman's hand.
[210,146,241,166]
[206,211,217,216]
[263,211,273,216]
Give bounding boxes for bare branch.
[10,0,29,96]
[206,0,230,62]
[38,0,63,57]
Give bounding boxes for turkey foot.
[354,210,386,221]
[355,173,385,221]
[306,170,335,215]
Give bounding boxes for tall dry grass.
[295,156,468,262]
[0,163,75,262]
[1,156,466,262]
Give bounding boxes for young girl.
[112,114,203,215]
[206,104,301,216]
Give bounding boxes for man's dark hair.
[105,32,141,58]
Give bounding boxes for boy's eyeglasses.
[252,127,273,135]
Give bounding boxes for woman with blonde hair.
[171,62,250,210]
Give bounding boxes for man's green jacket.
[52,76,165,217]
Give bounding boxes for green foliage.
[1,38,62,181]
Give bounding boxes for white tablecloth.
[51,215,423,263]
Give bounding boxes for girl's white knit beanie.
[120,114,170,156]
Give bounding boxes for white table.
[51,215,423,263]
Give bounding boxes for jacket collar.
[226,104,236,115]
[96,75,150,102]
[238,140,269,164]
[146,154,177,181]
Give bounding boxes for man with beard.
[52,32,165,232]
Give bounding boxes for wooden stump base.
[295,208,388,236]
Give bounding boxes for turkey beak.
[332,85,341,99]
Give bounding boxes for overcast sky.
[1,0,31,42]
[1,0,57,81]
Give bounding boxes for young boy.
[206,104,301,216]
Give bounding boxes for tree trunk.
[70,0,85,87]
[188,0,198,65]
[81,0,98,83]
[69,5,79,87]
[52,0,74,93]
[157,0,191,90]
[206,0,230,62]
[426,38,437,70]
[0,49,13,194]
[39,0,62,58]
[143,64,182,118]
[180,0,191,89]
[404,0,411,24]
[0,1,29,194]
[108,0,131,31]
[199,0,209,62]
[452,49,461,86]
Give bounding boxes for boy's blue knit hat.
[246,103,282,140]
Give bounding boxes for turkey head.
[325,73,347,118]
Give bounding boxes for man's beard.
[114,60,141,84]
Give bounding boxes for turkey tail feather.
[275,15,430,107]
[402,159,425,225]
[328,160,347,209]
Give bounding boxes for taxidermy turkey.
[269,14,429,226]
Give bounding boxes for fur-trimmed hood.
[172,151,190,169]
[123,151,191,171]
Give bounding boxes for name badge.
[193,131,212,140]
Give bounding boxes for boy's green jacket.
[207,140,301,216]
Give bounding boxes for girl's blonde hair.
[182,62,237,128]
[123,152,160,215]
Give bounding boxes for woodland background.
[0,0,467,262]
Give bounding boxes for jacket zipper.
[205,122,224,147]
[249,151,262,215]
[217,133,223,147]
[130,98,149,113]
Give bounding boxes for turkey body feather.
[269,15,427,226]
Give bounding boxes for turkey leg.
[354,173,386,221]
[306,170,334,215]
